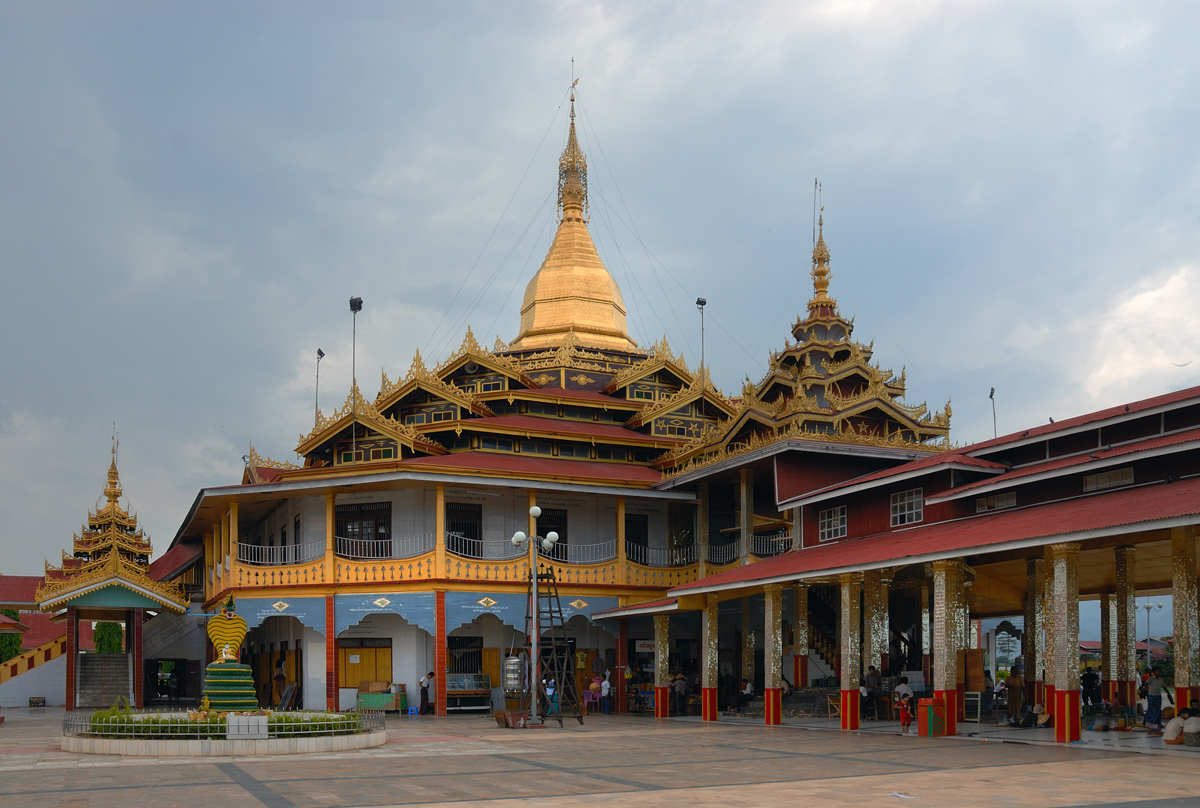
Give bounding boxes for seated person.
[780,675,793,699]
[864,666,882,695]
[1164,708,1188,745]
[1183,712,1200,747]
[894,676,914,703]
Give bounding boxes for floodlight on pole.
[989,387,997,439]
[350,297,363,463]
[510,503,558,726]
[696,298,706,387]
[315,348,325,429]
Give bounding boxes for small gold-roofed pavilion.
[509,90,638,354]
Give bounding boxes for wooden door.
[481,648,501,689]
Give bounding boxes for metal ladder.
[521,565,583,726]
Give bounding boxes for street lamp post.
[1140,601,1163,669]
[349,297,363,462]
[511,505,559,725]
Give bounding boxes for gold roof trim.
[625,368,735,428]
[297,381,447,456]
[376,349,495,417]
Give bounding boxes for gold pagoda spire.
[807,208,838,314]
[508,83,638,354]
[104,437,122,508]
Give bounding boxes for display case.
[446,673,492,711]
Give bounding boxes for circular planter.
[61,728,387,756]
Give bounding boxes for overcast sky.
[1,2,1196,636]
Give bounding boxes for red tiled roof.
[0,575,43,607]
[779,452,1007,505]
[454,414,684,444]
[929,425,1200,501]
[0,613,28,632]
[401,452,665,485]
[496,387,641,406]
[13,611,93,650]
[149,542,203,582]
[963,385,1200,455]
[672,477,1200,594]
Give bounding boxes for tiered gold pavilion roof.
[37,446,186,613]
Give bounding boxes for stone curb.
[60,729,387,757]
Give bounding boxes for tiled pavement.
[2,707,1199,807]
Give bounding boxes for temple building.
[4,91,1199,747]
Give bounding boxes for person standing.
[419,671,434,715]
[672,674,688,715]
[600,677,611,714]
[1004,669,1025,726]
[1145,668,1165,729]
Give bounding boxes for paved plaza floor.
[2,708,1200,808]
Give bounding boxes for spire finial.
[558,77,587,223]
[808,205,835,311]
[105,426,122,507]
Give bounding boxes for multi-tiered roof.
[37,446,186,612]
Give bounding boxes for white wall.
[244,615,327,711]
[0,654,65,707]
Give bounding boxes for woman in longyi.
[207,597,248,662]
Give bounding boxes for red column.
[764,688,782,725]
[957,681,966,723]
[65,607,77,712]
[701,686,718,721]
[435,591,447,717]
[1176,685,1199,712]
[132,608,144,709]
[840,689,859,730]
[1045,684,1056,716]
[1054,688,1081,743]
[325,594,337,711]
[616,618,629,714]
[934,689,958,736]
[1114,679,1135,711]
[654,686,670,717]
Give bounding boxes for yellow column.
[696,482,709,577]
[616,497,627,583]
[435,484,446,578]
[324,493,335,584]
[221,512,229,574]
[228,502,239,583]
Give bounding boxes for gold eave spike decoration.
[37,448,186,613]
[508,85,638,354]
[296,379,447,457]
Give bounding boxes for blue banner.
[444,591,527,630]
[236,596,326,632]
[334,592,436,636]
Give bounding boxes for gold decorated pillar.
[793,583,810,687]
[1023,557,1044,705]
[740,596,751,684]
[932,558,964,736]
[653,614,670,718]
[324,494,335,584]
[1050,542,1081,743]
[739,469,754,562]
[839,572,863,730]
[1171,526,1200,707]
[1043,546,1057,714]
[1114,546,1137,707]
[863,569,889,675]
[763,583,783,725]
[696,482,709,577]
[701,593,719,721]
[434,484,446,578]
[920,582,931,687]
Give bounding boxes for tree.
[94,622,124,654]
[0,609,21,663]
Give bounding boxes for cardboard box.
[357,680,389,694]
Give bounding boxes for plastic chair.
[408,706,419,716]
[582,689,600,713]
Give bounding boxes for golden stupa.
[508,91,638,353]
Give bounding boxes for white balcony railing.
[750,531,794,558]
[445,533,525,561]
[707,541,742,565]
[336,531,436,560]
[625,542,697,568]
[238,539,325,567]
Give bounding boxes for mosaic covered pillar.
[763,583,783,725]
[1114,546,1137,708]
[741,597,753,684]
[1043,547,1057,715]
[932,558,964,736]
[654,614,671,717]
[957,575,970,723]
[863,569,888,676]
[701,593,719,721]
[696,482,710,577]
[793,583,810,687]
[739,469,754,561]
[1172,526,1200,708]
[920,582,931,687]
[1100,592,1115,701]
[839,572,863,730]
[1023,557,1045,706]
[1051,543,1082,743]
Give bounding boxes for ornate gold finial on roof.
[809,207,835,311]
[104,431,122,508]
[558,84,588,224]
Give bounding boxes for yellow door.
[481,648,501,689]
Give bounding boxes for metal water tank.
[503,655,525,692]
